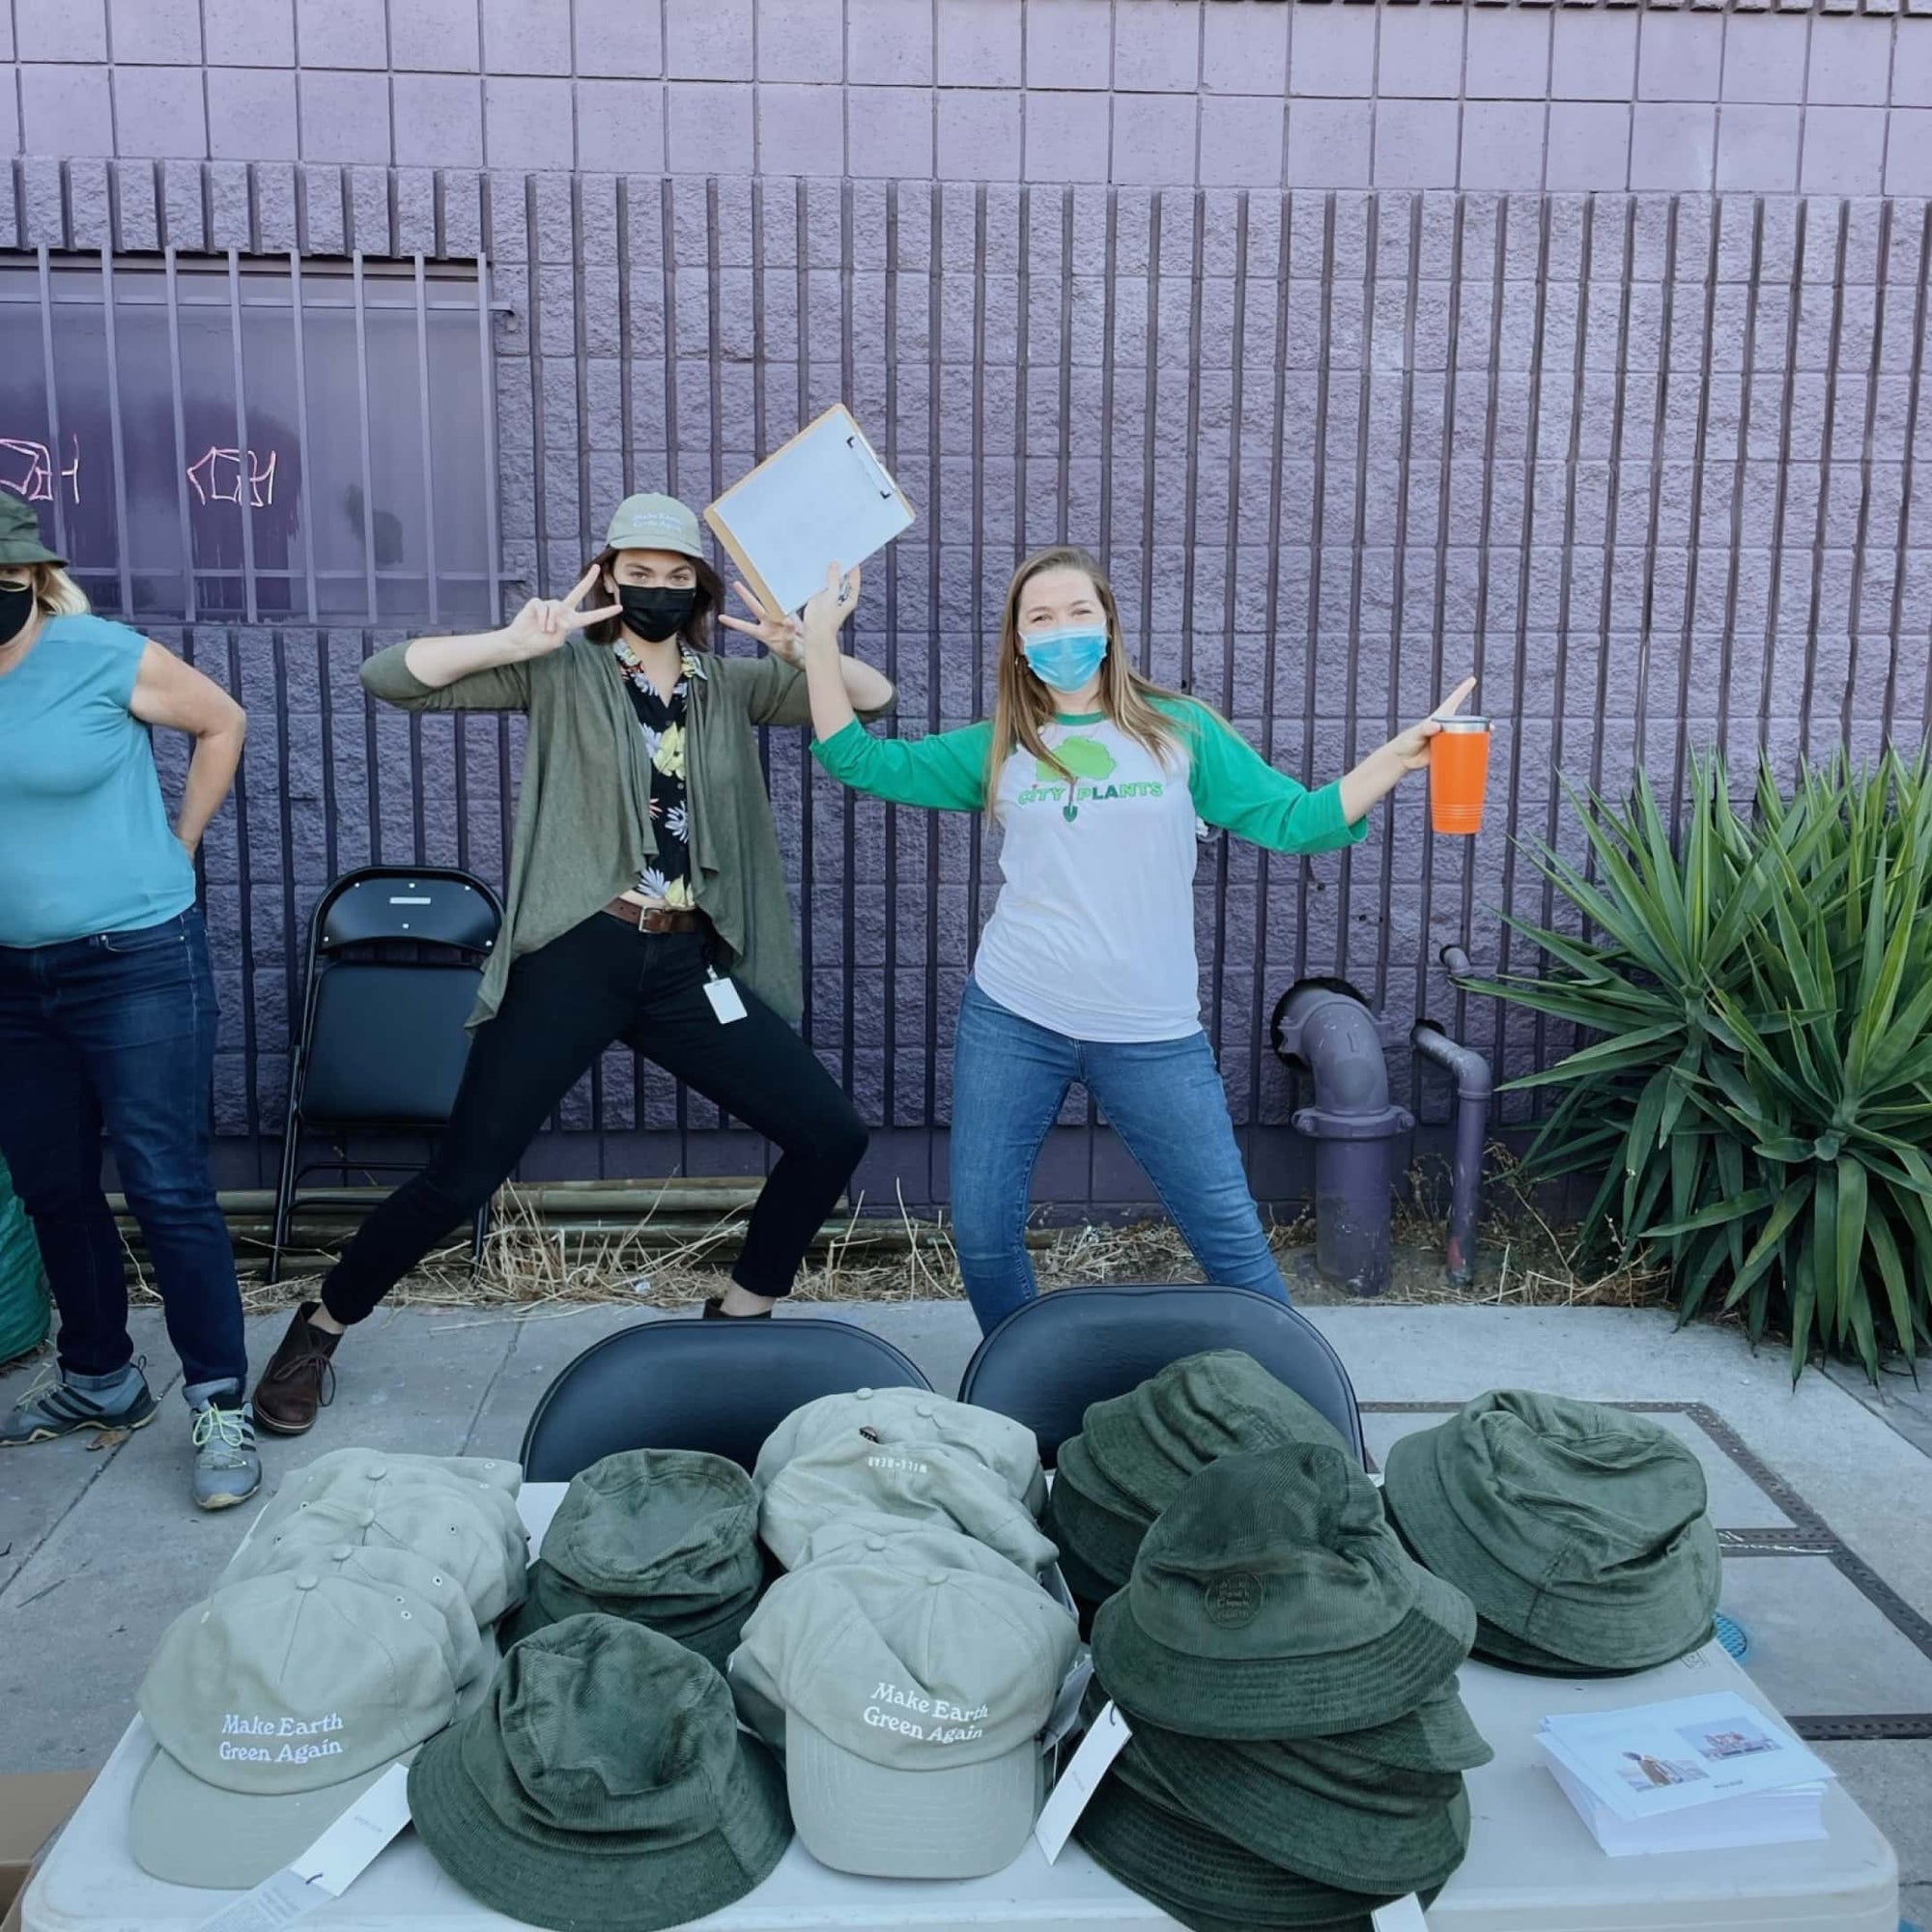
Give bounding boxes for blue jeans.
[0,910,245,1394]
[950,979,1290,1335]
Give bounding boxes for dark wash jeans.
[321,912,869,1323]
[0,908,247,1393]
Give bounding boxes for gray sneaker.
[188,1391,262,1512]
[0,1362,158,1445]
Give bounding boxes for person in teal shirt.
[771,543,1471,1333]
[0,496,258,1512]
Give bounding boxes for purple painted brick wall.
[6,1,1932,1210]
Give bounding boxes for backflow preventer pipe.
[1411,944,1494,1288]
[1271,982,1413,1297]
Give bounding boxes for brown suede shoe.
[700,1296,774,1320]
[252,1301,341,1435]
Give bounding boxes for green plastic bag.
[0,1155,50,1367]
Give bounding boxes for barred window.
[0,252,501,627]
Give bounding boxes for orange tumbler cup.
[1429,717,1491,836]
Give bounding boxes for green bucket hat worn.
[1122,1721,1472,1897]
[499,1448,764,1666]
[1074,1773,1408,1932]
[224,1472,529,1628]
[1082,1350,1351,1519]
[1091,1442,1474,1739]
[759,1432,1057,1575]
[1380,1390,1720,1673]
[754,1385,1047,1514]
[1043,1437,1151,1588]
[410,1614,791,1932]
[604,493,706,560]
[0,495,63,568]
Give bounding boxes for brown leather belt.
[602,898,709,935]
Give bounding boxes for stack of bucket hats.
[1078,1441,1488,1932]
[754,1386,1055,1574]
[129,1448,529,1889]
[411,1613,793,1932]
[727,1518,1080,1877]
[500,1447,764,1667]
[1381,1390,1721,1675]
[1045,1350,1351,1624]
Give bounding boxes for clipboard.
[704,405,915,619]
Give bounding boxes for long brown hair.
[988,545,1187,812]
[582,547,725,650]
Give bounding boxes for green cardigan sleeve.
[1170,701,1368,855]
[359,641,532,712]
[719,654,898,729]
[810,718,994,811]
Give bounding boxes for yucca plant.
[1475,751,1932,1382]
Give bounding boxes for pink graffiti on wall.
[185,446,278,508]
[0,434,81,504]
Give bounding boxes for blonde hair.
[34,563,89,616]
[988,545,1187,814]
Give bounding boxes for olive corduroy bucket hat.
[1380,1390,1720,1674]
[1091,1442,1475,1739]
[1041,1433,1152,1591]
[499,1447,764,1666]
[409,1614,792,1932]
[0,495,63,567]
[1081,1350,1352,1518]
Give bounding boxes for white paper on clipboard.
[704,406,914,618]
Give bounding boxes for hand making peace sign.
[500,566,624,661]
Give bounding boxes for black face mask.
[617,584,697,644]
[0,584,34,647]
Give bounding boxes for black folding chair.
[269,867,502,1284]
[956,1282,1367,1467]
[520,1316,934,1481]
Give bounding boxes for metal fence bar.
[224,250,261,625]
[412,254,440,629]
[96,248,134,616]
[33,245,70,564]
[349,250,380,620]
[288,250,322,623]
[160,246,199,624]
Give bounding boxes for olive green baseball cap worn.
[1074,1772,1407,1931]
[499,1448,764,1666]
[1082,1350,1351,1519]
[759,1432,1058,1575]
[755,1385,1047,1514]
[1092,1442,1474,1739]
[0,495,63,567]
[726,1552,1079,1878]
[131,1569,467,1889]
[410,1614,791,1932]
[605,493,705,559]
[224,1472,529,1629]
[1380,1390,1720,1674]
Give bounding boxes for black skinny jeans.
[320,914,867,1323]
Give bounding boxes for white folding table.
[23,1482,1898,1932]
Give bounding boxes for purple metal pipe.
[1273,982,1412,1298]
[1410,1021,1492,1288]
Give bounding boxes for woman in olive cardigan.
[252,495,894,1434]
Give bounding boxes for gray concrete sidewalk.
[3,1298,1929,1925]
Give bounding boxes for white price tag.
[1372,1895,1430,1931]
[1034,1699,1132,1863]
[704,974,749,1024]
[196,1764,413,1931]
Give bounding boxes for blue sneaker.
[188,1389,261,1512]
[0,1363,158,1445]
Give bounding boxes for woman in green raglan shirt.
[783,543,1471,1335]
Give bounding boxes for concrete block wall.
[6,1,1931,1209]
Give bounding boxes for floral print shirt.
[613,640,697,910]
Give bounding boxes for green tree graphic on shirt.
[1036,737,1116,784]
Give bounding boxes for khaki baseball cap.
[730,1555,1080,1877]
[224,1471,528,1628]
[759,1434,1058,1575]
[131,1569,466,1889]
[755,1387,1047,1515]
[605,493,705,559]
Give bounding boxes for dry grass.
[142,1145,1670,1320]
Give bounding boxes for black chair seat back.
[300,964,481,1123]
[957,1283,1366,1467]
[520,1316,934,1481]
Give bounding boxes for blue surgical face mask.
[1021,624,1109,695]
